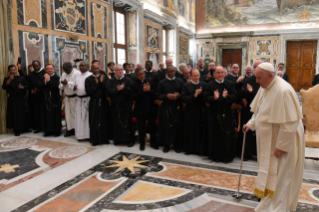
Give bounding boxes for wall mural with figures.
[11,0,111,74]
[197,0,319,33]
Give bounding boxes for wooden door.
[222,49,242,75]
[286,41,317,91]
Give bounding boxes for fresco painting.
[205,0,319,28]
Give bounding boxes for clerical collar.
[215,79,224,84]
[36,69,43,74]
[229,73,238,77]
[245,74,252,77]
[199,68,205,72]
[93,74,100,78]
[191,80,200,85]
[266,76,277,90]
[116,75,125,80]
[166,76,176,81]
[145,69,153,73]
[50,73,55,77]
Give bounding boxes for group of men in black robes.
[3,57,266,163]
[2,62,62,136]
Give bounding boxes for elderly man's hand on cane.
[243,125,250,133]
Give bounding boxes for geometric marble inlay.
[49,146,88,159]
[10,152,319,212]
[116,181,189,203]
[1,137,37,149]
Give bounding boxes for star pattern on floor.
[103,155,149,174]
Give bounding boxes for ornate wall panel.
[91,3,107,39]
[128,11,137,47]
[17,0,47,28]
[248,36,281,68]
[92,41,107,71]
[144,19,162,68]
[179,32,189,63]
[128,49,137,64]
[52,37,89,75]
[52,0,87,35]
[18,31,49,71]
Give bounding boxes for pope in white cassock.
[243,62,305,212]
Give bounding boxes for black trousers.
[136,115,157,145]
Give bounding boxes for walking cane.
[233,128,247,200]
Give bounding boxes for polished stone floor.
[0,132,319,212]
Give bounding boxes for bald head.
[253,60,263,70]
[277,70,283,78]
[166,58,173,67]
[214,66,225,81]
[91,63,100,75]
[191,69,200,83]
[159,62,164,70]
[136,63,142,68]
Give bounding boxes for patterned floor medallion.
[0,136,94,192]
[12,152,319,212]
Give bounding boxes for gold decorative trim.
[254,187,275,199]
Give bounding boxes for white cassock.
[74,71,92,139]
[246,76,305,212]
[59,69,81,131]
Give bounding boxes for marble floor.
[0,132,319,212]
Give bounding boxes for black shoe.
[43,133,51,137]
[243,157,249,161]
[185,152,190,155]
[54,132,60,137]
[14,132,20,136]
[140,144,145,151]
[92,143,97,146]
[34,129,41,133]
[163,146,170,153]
[127,141,135,147]
[174,148,181,153]
[150,144,159,150]
[24,129,32,133]
[64,130,75,137]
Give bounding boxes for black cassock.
[2,75,29,132]
[238,75,260,158]
[204,79,236,162]
[28,70,45,130]
[157,78,184,147]
[131,78,157,145]
[85,75,110,145]
[181,82,206,154]
[225,74,241,103]
[108,76,134,144]
[38,74,62,134]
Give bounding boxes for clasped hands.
[117,83,125,91]
[213,89,228,100]
[167,92,180,100]
[94,74,105,84]
[143,82,151,92]
[44,74,50,83]
[194,86,202,98]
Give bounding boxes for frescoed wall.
[12,0,111,74]
[197,0,319,34]
[144,0,195,24]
